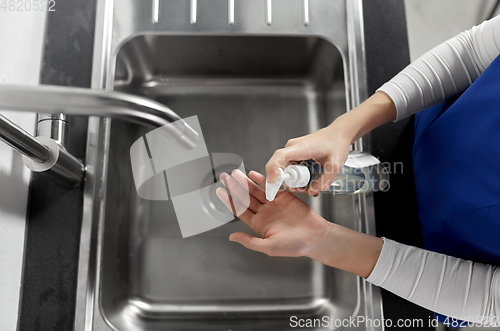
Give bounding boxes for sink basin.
[76,1,382,330]
[101,35,358,330]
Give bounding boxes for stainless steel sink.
[75,1,383,330]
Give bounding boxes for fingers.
[219,173,262,213]
[229,232,273,255]
[248,170,266,187]
[250,170,293,199]
[286,187,309,194]
[265,144,312,183]
[308,173,334,194]
[231,169,266,204]
[284,137,301,148]
[215,187,254,222]
[308,160,343,193]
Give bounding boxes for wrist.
[327,91,397,144]
[306,221,384,278]
[327,114,359,145]
[304,220,337,261]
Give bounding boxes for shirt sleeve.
[378,15,500,121]
[366,238,500,326]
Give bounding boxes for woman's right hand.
[265,121,353,196]
[265,91,397,196]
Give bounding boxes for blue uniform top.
[412,53,500,323]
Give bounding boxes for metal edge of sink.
[74,1,384,330]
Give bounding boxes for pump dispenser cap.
[265,164,311,201]
[284,164,310,188]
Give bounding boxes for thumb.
[229,232,272,255]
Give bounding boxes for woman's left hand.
[216,169,384,278]
[216,169,330,258]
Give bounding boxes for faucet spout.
[0,84,199,187]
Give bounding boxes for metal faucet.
[0,84,199,188]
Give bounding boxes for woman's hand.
[216,169,330,257]
[265,91,397,196]
[265,124,351,196]
[216,169,384,278]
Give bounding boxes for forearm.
[328,91,396,145]
[326,17,500,144]
[307,222,383,279]
[367,239,500,325]
[308,224,500,325]
[332,16,500,131]
[379,16,500,120]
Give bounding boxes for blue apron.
[413,53,500,324]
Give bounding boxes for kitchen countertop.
[18,1,96,330]
[0,10,46,331]
[17,1,434,330]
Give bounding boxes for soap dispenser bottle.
[265,151,389,201]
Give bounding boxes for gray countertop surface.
[363,0,435,329]
[0,10,46,331]
[18,1,96,330]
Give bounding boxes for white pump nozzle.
[266,168,284,202]
[265,165,311,201]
